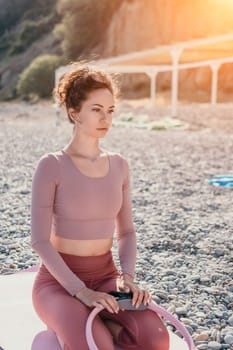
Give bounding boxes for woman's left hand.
[117,274,152,308]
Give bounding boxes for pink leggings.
[32,251,169,350]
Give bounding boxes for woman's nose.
[101,111,108,119]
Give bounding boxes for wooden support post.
[210,62,221,105]
[146,71,158,107]
[171,48,183,117]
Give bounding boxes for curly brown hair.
[53,62,119,124]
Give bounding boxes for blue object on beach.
[215,175,233,179]
[208,175,233,187]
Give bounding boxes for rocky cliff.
[103,0,233,56]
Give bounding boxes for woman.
[31,63,169,350]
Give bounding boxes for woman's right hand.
[75,287,119,314]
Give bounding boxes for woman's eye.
[92,108,114,114]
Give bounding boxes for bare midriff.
[50,231,113,256]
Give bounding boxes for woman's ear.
[68,108,78,122]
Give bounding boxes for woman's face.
[71,88,115,138]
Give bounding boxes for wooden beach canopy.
[55,32,233,117]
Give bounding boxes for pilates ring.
[85,300,197,350]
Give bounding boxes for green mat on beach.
[113,113,188,130]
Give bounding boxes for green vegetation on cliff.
[55,0,123,59]
[17,54,65,98]
[0,0,59,58]
[0,0,123,100]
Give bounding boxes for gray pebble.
[207,341,222,350]
[228,316,233,326]
[224,334,233,345]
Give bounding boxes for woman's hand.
[75,287,119,314]
[117,273,152,308]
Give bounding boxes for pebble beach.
[0,100,233,350]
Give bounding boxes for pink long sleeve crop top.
[30,149,137,296]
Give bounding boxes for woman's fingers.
[143,290,151,305]
[78,286,152,312]
[106,295,119,313]
[78,289,121,313]
[132,289,140,306]
[135,290,144,308]
[132,288,151,308]
[94,295,119,314]
[140,289,152,305]
[100,298,115,313]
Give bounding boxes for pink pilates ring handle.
[85,301,196,350]
[148,302,196,350]
[86,305,104,350]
